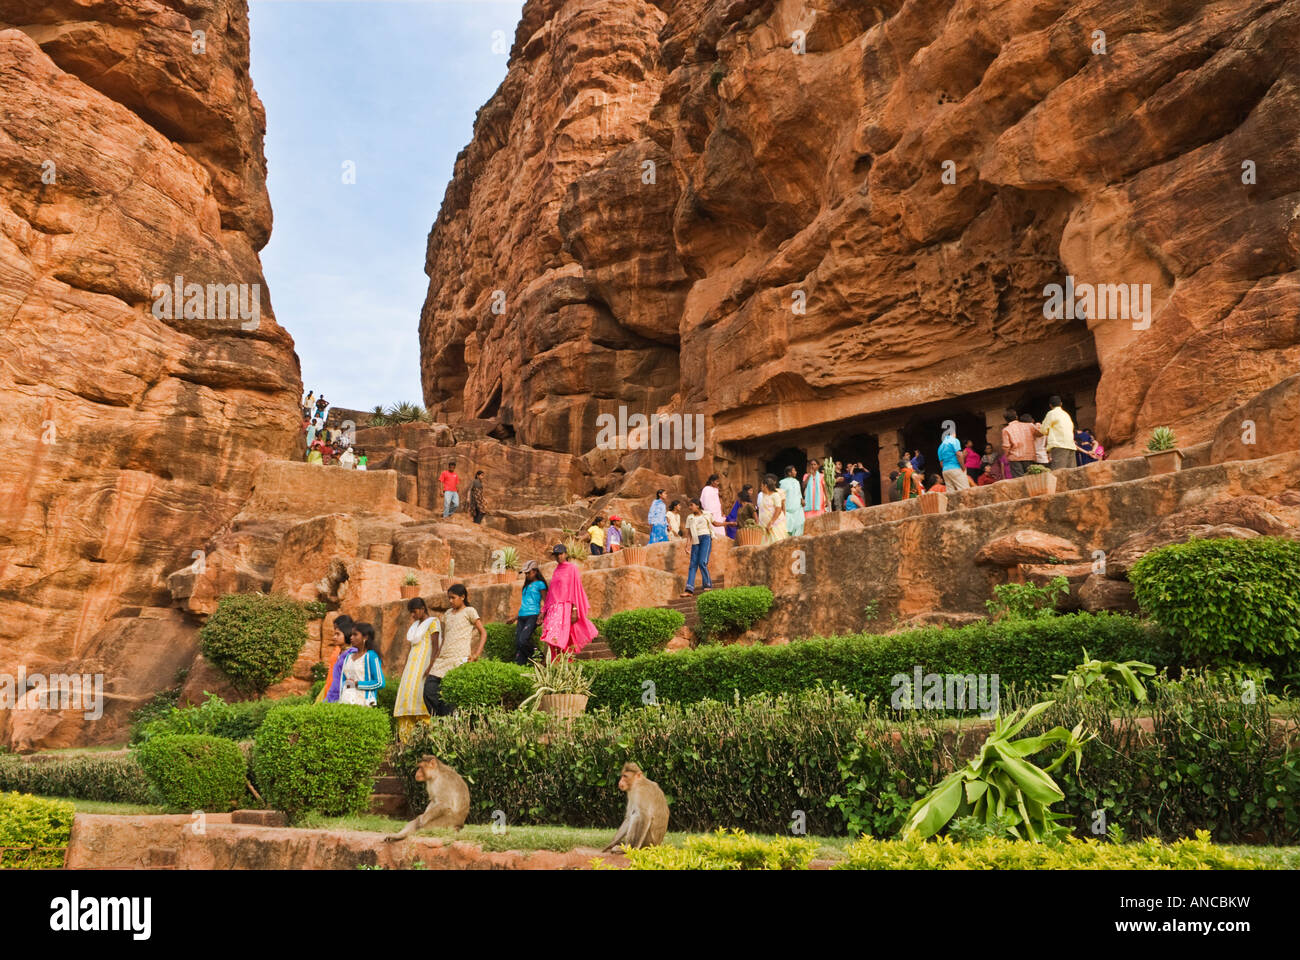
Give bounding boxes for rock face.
[0,2,301,748]
[421,0,1300,484]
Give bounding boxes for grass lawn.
[39,797,171,815]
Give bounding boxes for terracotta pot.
[1023,471,1057,497]
[919,492,947,515]
[399,584,420,599]
[1145,449,1183,475]
[538,693,588,718]
[621,546,647,565]
[367,543,393,563]
[495,571,515,584]
[736,527,766,547]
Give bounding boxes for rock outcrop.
[421,0,1300,481]
[0,1,301,749]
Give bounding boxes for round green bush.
[1130,537,1300,666]
[602,608,685,658]
[0,792,75,869]
[199,593,308,694]
[135,693,312,744]
[252,703,390,821]
[135,734,247,812]
[696,586,775,641]
[483,622,517,662]
[441,661,533,710]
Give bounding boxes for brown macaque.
[602,762,669,852]
[385,755,470,841]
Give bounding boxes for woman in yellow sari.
[393,597,440,743]
[759,475,787,542]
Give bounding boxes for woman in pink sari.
[540,544,598,660]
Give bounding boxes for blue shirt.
[938,435,962,472]
[648,499,666,526]
[519,580,547,617]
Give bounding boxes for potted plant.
[400,573,421,599]
[494,546,520,583]
[1145,426,1182,475]
[619,521,647,565]
[564,535,588,566]
[736,518,766,547]
[919,491,947,515]
[1023,464,1056,497]
[519,654,592,717]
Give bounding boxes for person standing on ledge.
[1041,396,1078,470]
[393,598,439,742]
[1000,409,1039,478]
[587,516,606,555]
[759,474,787,542]
[700,474,726,540]
[681,499,714,596]
[469,470,487,524]
[780,465,805,536]
[509,561,548,664]
[440,460,460,517]
[938,428,971,491]
[540,544,598,660]
[647,489,669,544]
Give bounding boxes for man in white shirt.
[1040,396,1077,470]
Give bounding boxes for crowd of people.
[301,389,368,469]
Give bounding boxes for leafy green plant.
[834,831,1260,870]
[1053,649,1156,702]
[0,753,154,805]
[134,693,312,744]
[499,546,520,571]
[252,704,390,821]
[1130,537,1300,670]
[199,593,308,695]
[302,600,329,621]
[482,622,517,662]
[135,734,247,812]
[985,576,1069,621]
[1025,464,1049,475]
[901,701,1092,841]
[402,572,420,586]
[696,586,774,641]
[382,401,430,424]
[0,792,74,869]
[564,536,587,564]
[1146,426,1177,452]
[310,661,329,684]
[609,829,816,870]
[519,655,593,709]
[440,661,533,710]
[602,608,685,658]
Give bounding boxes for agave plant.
[1146,426,1177,452]
[402,573,420,586]
[901,701,1092,842]
[385,401,430,425]
[563,536,587,563]
[1053,649,1156,703]
[499,546,520,571]
[367,404,389,427]
[519,654,593,709]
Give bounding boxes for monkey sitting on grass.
[602,762,669,852]
[385,755,470,841]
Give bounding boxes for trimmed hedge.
[483,622,517,662]
[135,735,246,812]
[1130,537,1300,669]
[696,586,774,640]
[602,608,685,658]
[441,661,533,710]
[0,753,154,805]
[252,704,390,821]
[614,829,816,870]
[586,613,1176,712]
[133,693,311,744]
[199,593,309,694]
[396,679,1300,843]
[0,792,74,869]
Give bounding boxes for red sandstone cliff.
[420,0,1300,478]
[0,0,301,747]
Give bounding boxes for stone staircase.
[576,575,726,659]
[368,760,408,818]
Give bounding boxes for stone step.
[231,809,288,827]
[373,775,403,793]
[368,793,408,818]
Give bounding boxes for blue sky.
[250,0,524,411]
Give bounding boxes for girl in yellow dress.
[393,597,440,743]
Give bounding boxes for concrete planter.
[539,693,588,717]
[1145,449,1183,475]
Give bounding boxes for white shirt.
[700,485,725,537]
[685,512,713,544]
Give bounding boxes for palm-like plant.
[367,404,389,427]
[1053,649,1156,703]
[1147,426,1177,452]
[519,654,593,710]
[901,701,1092,842]
[386,401,430,424]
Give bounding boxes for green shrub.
[587,613,1175,713]
[134,693,311,744]
[126,686,183,744]
[441,661,533,710]
[612,829,816,870]
[696,586,773,641]
[0,753,153,804]
[483,622,517,662]
[252,704,390,821]
[135,735,247,812]
[309,679,325,701]
[602,608,685,658]
[1130,537,1300,669]
[199,593,309,694]
[834,832,1258,870]
[0,792,74,869]
[986,576,1069,621]
[376,676,399,719]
